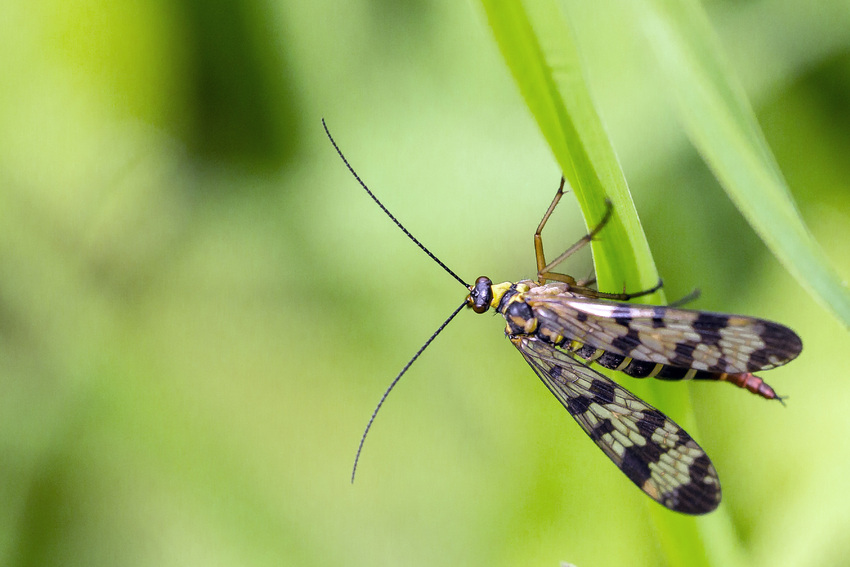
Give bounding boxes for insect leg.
[563,278,664,301]
[533,181,659,300]
[534,177,571,282]
[536,179,613,284]
[667,288,702,308]
[571,275,665,303]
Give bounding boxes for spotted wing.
[526,293,802,373]
[514,336,721,514]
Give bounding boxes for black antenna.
[350,298,467,482]
[323,119,473,482]
[322,118,469,289]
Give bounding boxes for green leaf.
[637,0,850,329]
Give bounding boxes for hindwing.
[513,336,721,514]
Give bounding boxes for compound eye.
[469,276,493,314]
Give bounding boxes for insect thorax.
[483,280,571,339]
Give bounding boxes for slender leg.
[563,278,663,301]
[535,179,612,284]
[534,178,662,300]
[668,288,702,308]
[534,177,569,281]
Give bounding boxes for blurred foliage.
[0,1,849,566]
[176,0,300,168]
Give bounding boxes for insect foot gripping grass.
[323,120,802,515]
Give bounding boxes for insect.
[324,120,803,515]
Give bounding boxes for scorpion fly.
[324,120,802,515]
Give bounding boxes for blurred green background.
[1,1,849,565]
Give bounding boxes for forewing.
[527,293,802,373]
[514,336,721,514]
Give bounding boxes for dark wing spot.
[707,356,730,373]
[622,441,665,490]
[689,453,714,484]
[674,342,696,358]
[611,329,642,355]
[589,418,616,442]
[588,378,616,405]
[745,321,803,370]
[671,341,697,367]
[621,447,652,486]
[759,321,802,355]
[634,409,666,440]
[611,306,633,320]
[690,313,728,347]
[666,483,720,515]
[651,307,667,329]
[664,452,721,515]
[620,412,666,490]
[694,329,721,347]
[566,395,592,416]
[693,313,729,330]
[745,348,772,371]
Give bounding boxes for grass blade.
[637,0,850,329]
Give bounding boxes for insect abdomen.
[526,316,783,402]
[567,341,782,401]
[568,342,668,378]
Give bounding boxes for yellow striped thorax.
[468,278,579,338]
